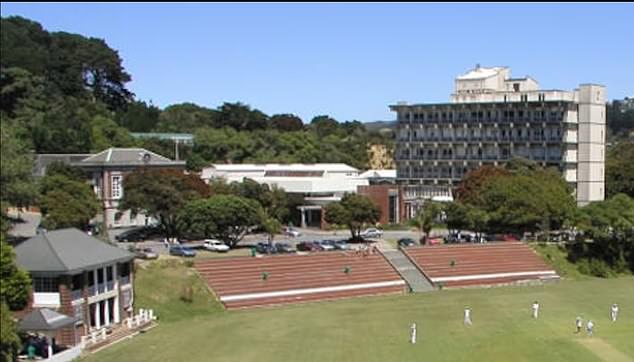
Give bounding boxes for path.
[379,240,434,293]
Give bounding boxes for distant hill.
[363,120,397,132]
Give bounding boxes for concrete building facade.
[391,65,605,215]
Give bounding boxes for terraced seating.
[195,252,407,309]
[402,242,558,288]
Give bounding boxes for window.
[88,271,95,286]
[106,266,114,282]
[114,212,123,225]
[97,269,104,284]
[119,262,131,278]
[130,210,138,223]
[111,175,122,199]
[33,277,58,293]
[513,83,520,92]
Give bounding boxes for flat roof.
[207,163,359,173]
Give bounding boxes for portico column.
[113,296,120,323]
[104,299,110,326]
[47,336,53,359]
[95,302,101,329]
[300,208,307,228]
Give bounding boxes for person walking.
[611,304,619,322]
[410,322,417,344]
[575,316,583,333]
[532,301,540,319]
[586,320,594,337]
[464,307,472,326]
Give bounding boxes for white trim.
[220,280,406,302]
[430,271,557,283]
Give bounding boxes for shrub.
[184,260,194,268]
[577,259,615,278]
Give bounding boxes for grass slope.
[82,258,634,362]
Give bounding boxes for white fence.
[81,309,156,348]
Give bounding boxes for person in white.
[532,301,540,319]
[575,316,583,334]
[610,304,619,322]
[410,323,417,344]
[586,320,594,337]
[464,307,472,326]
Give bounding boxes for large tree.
[270,114,304,132]
[177,195,261,248]
[324,193,381,241]
[216,102,269,131]
[0,122,37,210]
[39,173,100,231]
[0,237,31,310]
[119,168,209,239]
[1,301,21,362]
[415,201,444,242]
[155,103,217,133]
[605,141,634,198]
[454,165,511,205]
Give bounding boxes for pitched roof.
[75,148,185,167]
[18,308,77,331]
[15,228,134,275]
[33,154,93,177]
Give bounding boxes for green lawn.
[81,260,634,362]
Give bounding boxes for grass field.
[81,258,634,362]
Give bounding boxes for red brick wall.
[357,185,406,225]
[57,277,77,346]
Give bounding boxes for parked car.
[333,240,351,250]
[169,245,196,257]
[115,227,147,242]
[296,241,320,252]
[135,247,159,260]
[359,228,383,239]
[427,237,443,245]
[397,238,417,248]
[283,227,301,237]
[255,242,276,254]
[203,239,230,252]
[274,242,295,253]
[315,240,336,251]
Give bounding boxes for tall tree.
[1,302,21,362]
[324,193,381,241]
[415,202,444,242]
[0,236,31,310]
[114,100,161,132]
[310,115,339,138]
[216,102,269,131]
[156,102,217,133]
[119,168,209,239]
[455,165,511,205]
[177,195,261,248]
[270,114,304,132]
[605,141,634,198]
[39,174,100,231]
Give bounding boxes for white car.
[203,239,230,252]
[360,228,383,239]
[283,227,301,237]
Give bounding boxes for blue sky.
[2,3,633,122]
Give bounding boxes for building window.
[111,175,122,199]
[106,266,114,282]
[388,194,397,224]
[33,277,58,293]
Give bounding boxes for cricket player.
[464,307,472,326]
[410,323,417,344]
[611,304,619,322]
[586,320,594,337]
[532,301,540,319]
[575,316,583,333]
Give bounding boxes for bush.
[184,260,194,268]
[576,259,616,278]
[180,284,194,303]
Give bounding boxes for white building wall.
[576,84,606,206]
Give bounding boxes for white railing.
[97,283,106,294]
[88,285,97,297]
[33,292,60,307]
[106,280,115,291]
[125,308,156,329]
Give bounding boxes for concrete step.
[381,250,434,293]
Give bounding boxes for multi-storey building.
[391,65,605,217]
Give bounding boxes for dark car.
[169,245,196,257]
[256,242,276,254]
[397,238,417,248]
[115,227,148,242]
[296,241,320,252]
[274,242,295,253]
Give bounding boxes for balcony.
[33,292,61,307]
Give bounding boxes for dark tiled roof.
[18,308,77,331]
[33,154,92,177]
[75,148,185,167]
[15,228,134,275]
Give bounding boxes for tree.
[1,302,21,362]
[0,122,37,210]
[115,100,161,132]
[270,114,304,132]
[310,115,339,138]
[216,102,269,131]
[39,174,100,230]
[90,115,136,152]
[0,236,31,310]
[156,103,217,133]
[119,168,209,238]
[177,195,261,248]
[455,165,511,205]
[230,179,289,222]
[324,193,381,241]
[416,202,444,242]
[605,141,634,198]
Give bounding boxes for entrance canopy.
[18,308,77,332]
